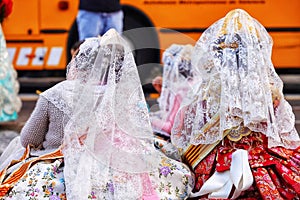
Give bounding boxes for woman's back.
[150,44,194,136]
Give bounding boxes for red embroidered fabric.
[192,132,300,199]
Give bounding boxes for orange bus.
[2,0,300,84]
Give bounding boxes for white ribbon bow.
[190,149,253,199]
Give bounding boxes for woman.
[0,0,22,122]
[150,44,194,137]
[63,29,194,200]
[0,36,102,200]
[1,29,194,199]
[171,9,300,199]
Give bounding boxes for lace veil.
[158,44,193,114]
[40,37,102,127]
[62,29,161,199]
[150,44,194,130]
[171,9,300,150]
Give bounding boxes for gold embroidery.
[226,125,252,142]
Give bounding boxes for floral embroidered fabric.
[2,159,66,200]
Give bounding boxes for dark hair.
[101,44,125,84]
[71,40,85,56]
[212,33,247,69]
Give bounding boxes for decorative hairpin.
[219,42,239,49]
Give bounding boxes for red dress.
[187,131,300,199]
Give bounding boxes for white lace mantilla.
[171,9,300,150]
[61,29,194,200]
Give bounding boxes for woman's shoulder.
[40,80,71,96]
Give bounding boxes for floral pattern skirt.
[2,158,66,200]
[190,132,300,200]
[1,150,194,200]
[68,153,194,200]
[149,154,194,199]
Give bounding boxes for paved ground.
[0,130,19,156]
[0,94,37,156]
